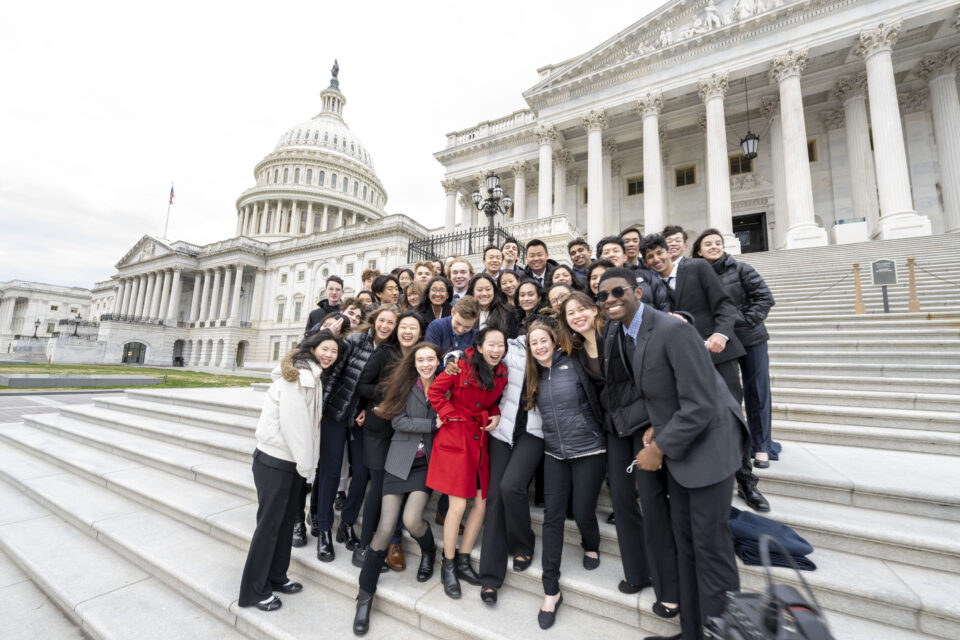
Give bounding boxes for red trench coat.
[426,352,507,499]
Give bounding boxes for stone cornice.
[264,215,430,259]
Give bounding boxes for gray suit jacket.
[383,385,436,481]
[631,305,748,488]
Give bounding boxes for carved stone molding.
[820,110,845,130]
[553,149,572,166]
[759,95,780,120]
[636,91,663,117]
[441,179,460,195]
[581,110,608,132]
[898,89,930,114]
[610,161,622,176]
[509,160,531,178]
[855,21,902,60]
[769,49,808,84]
[698,73,729,102]
[697,113,708,131]
[832,72,868,103]
[603,138,618,156]
[916,49,960,82]
[730,174,769,192]
[534,125,558,146]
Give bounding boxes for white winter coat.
[255,353,323,479]
[490,335,543,445]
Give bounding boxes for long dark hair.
[396,310,426,345]
[546,264,584,292]
[374,341,442,420]
[292,329,345,382]
[416,275,453,320]
[354,304,401,345]
[468,272,513,334]
[467,326,507,391]
[690,227,724,259]
[513,278,544,316]
[523,316,559,410]
[558,291,603,354]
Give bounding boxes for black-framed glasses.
[597,285,634,302]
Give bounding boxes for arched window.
[330,173,337,189]
[294,168,300,183]
[333,135,338,145]
[362,185,367,199]
[353,182,358,195]
[283,168,289,183]
[273,169,279,183]
[306,168,313,184]
[313,131,318,141]
[318,171,325,186]
[299,212,307,233]
[324,132,329,142]
[342,177,348,192]
[351,143,355,152]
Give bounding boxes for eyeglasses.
[596,286,634,302]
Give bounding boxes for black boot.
[440,557,461,599]
[737,470,770,513]
[415,532,436,582]
[309,512,319,537]
[291,521,307,548]
[455,551,481,586]
[337,519,361,551]
[317,530,335,562]
[353,589,373,636]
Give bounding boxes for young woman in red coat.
[426,326,508,599]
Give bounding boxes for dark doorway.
[733,212,768,253]
[122,341,146,364]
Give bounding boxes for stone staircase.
[2,233,960,639]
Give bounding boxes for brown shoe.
[387,543,406,571]
[435,513,445,526]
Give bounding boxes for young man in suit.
[567,237,592,285]
[598,267,748,640]
[522,238,555,287]
[424,295,479,358]
[598,235,672,313]
[642,234,769,513]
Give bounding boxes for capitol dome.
[234,61,388,240]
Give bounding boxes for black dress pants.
[606,431,652,587]
[317,415,367,531]
[360,468,385,548]
[666,469,738,640]
[238,450,301,606]
[479,433,544,589]
[541,453,605,596]
[636,465,681,603]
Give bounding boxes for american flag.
[169,184,175,205]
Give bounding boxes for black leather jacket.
[709,254,775,347]
[536,350,605,460]
[323,328,377,423]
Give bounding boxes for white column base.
[784,223,829,249]
[722,233,742,255]
[877,212,932,240]
[832,221,870,245]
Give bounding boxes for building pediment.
[115,235,175,269]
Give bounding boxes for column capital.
[769,49,808,84]
[603,138,617,156]
[534,125,558,146]
[441,178,460,195]
[581,110,608,132]
[509,160,531,177]
[698,72,729,102]
[610,161,622,175]
[636,91,663,117]
[916,49,960,82]
[855,21,902,60]
[898,88,930,114]
[832,72,868,102]
[552,148,572,166]
[759,94,780,120]
[820,110,845,130]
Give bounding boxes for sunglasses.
[597,285,634,302]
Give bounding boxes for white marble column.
[509,162,528,222]
[273,201,283,234]
[441,180,459,232]
[148,271,163,319]
[0,298,15,331]
[236,209,243,236]
[637,92,665,236]
[699,74,742,253]
[189,273,202,322]
[917,49,960,233]
[132,276,146,317]
[553,149,570,218]
[536,125,557,219]
[306,202,315,234]
[602,139,616,235]
[230,265,244,320]
[166,268,182,323]
[121,279,134,316]
[582,110,607,248]
[197,270,211,322]
[834,73,881,236]
[321,204,329,232]
[336,207,344,228]
[142,273,156,319]
[250,268,266,326]
[207,268,222,322]
[157,269,173,321]
[111,279,125,314]
[769,52,827,248]
[759,97,788,249]
[219,266,233,321]
[856,21,931,238]
[291,201,299,233]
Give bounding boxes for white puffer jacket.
[255,353,323,479]
[490,335,543,445]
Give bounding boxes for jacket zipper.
[547,365,567,459]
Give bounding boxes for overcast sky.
[0,0,660,289]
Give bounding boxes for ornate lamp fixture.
[33,318,41,338]
[740,78,759,160]
[472,172,512,245]
[73,313,82,337]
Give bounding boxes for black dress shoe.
[317,530,335,562]
[753,458,770,469]
[480,587,497,605]
[353,546,387,572]
[440,557,461,599]
[337,520,361,551]
[738,481,771,512]
[353,589,372,636]
[416,548,435,582]
[335,490,347,511]
[583,553,600,570]
[455,551,481,586]
[255,595,282,611]
[512,554,532,572]
[309,513,319,537]
[652,601,679,618]
[618,578,651,594]
[272,580,303,594]
[537,594,563,630]
[606,512,616,525]
[292,522,307,548]
[644,634,682,640]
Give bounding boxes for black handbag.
[704,535,834,640]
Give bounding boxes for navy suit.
[425,316,476,356]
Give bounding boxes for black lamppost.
[32,318,40,338]
[472,172,512,246]
[73,313,82,337]
[740,77,759,160]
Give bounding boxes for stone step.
[126,387,264,419]
[769,373,960,394]
[767,327,960,340]
[772,403,960,432]
[754,441,960,522]
[771,387,960,412]
[765,309,960,322]
[765,314,960,329]
[768,339,960,353]
[768,349,960,365]
[0,481,246,640]
[769,361,960,380]
[93,395,259,435]
[772,420,960,457]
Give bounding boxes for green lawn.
[0,363,269,391]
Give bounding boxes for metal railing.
[408,226,509,262]
[98,313,164,326]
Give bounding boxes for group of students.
[238,224,778,640]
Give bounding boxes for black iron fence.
[408,226,509,263]
[99,313,164,326]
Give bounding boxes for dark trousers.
[636,466,681,603]
[317,415,367,530]
[739,342,772,457]
[479,434,544,589]
[238,450,300,606]
[666,470,739,640]
[606,431,652,587]
[715,359,758,487]
[359,468,385,548]
[541,453,605,596]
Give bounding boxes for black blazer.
[667,258,745,364]
[628,305,748,488]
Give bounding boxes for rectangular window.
[675,165,696,187]
[46,322,56,334]
[808,140,818,163]
[582,187,588,205]
[276,303,285,323]
[297,271,305,282]
[346,263,354,275]
[50,305,59,311]
[367,259,377,271]
[280,273,288,284]
[70,306,78,313]
[729,154,753,175]
[626,175,644,196]
[294,301,302,321]
[272,341,281,361]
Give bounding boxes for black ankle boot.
[337,519,361,551]
[353,589,373,636]
[317,530,335,562]
[455,551,480,586]
[415,532,436,582]
[440,557,461,599]
[291,521,307,548]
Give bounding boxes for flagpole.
[163,181,173,239]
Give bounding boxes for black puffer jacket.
[536,350,605,460]
[355,343,401,439]
[626,263,672,313]
[709,254,775,347]
[323,328,377,422]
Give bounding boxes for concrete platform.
[0,373,162,388]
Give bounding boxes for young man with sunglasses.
[597,267,748,640]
